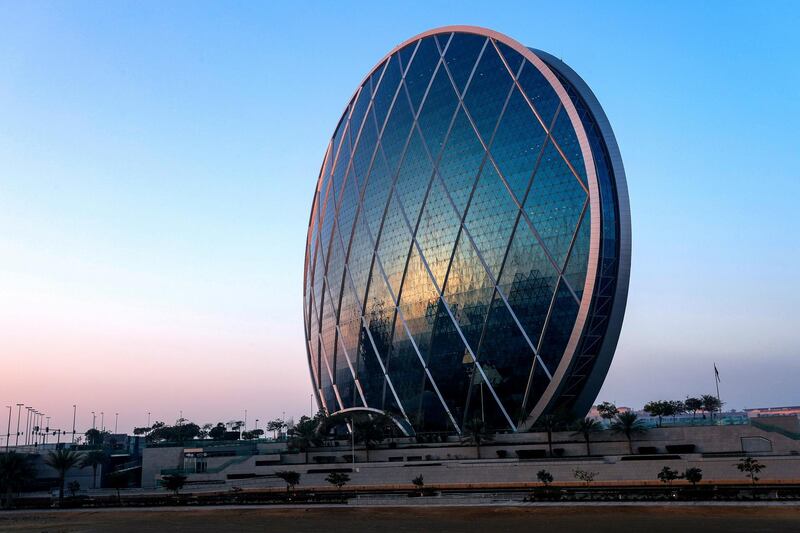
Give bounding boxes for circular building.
[303,26,630,434]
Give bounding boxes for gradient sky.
[1,1,798,435]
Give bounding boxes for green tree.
[267,419,285,439]
[573,468,598,486]
[0,452,36,509]
[242,429,264,440]
[106,471,128,504]
[657,466,680,486]
[354,416,389,462]
[572,417,602,456]
[736,457,765,486]
[84,428,110,447]
[610,411,647,454]
[208,423,227,440]
[412,474,424,496]
[325,472,350,493]
[536,469,554,486]
[160,473,187,496]
[275,470,300,494]
[67,480,80,497]
[461,417,493,459]
[534,414,565,457]
[44,449,82,504]
[596,402,619,420]
[644,401,668,427]
[288,412,325,463]
[80,450,107,489]
[701,395,722,420]
[684,467,703,487]
[685,397,703,419]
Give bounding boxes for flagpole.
[714,363,722,417]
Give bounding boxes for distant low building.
[746,406,800,418]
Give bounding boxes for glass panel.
[376,193,413,298]
[397,40,418,75]
[363,257,397,363]
[442,231,494,354]
[395,128,434,229]
[384,318,427,419]
[437,107,485,217]
[346,217,375,309]
[350,108,379,192]
[443,32,486,96]
[498,221,559,349]
[379,81,415,178]
[495,40,524,74]
[550,108,588,186]
[372,55,403,130]
[521,358,552,420]
[416,375,455,433]
[562,206,590,298]
[348,84,372,146]
[335,333,355,409]
[517,61,561,128]
[463,362,512,431]
[537,278,579,373]
[335,169,360,253]
[524,139,587,269]
[356,323,387,408]
[360,145,393,239]
[424,298,473,426]
[476,290,538,423]
[489,87,548,203]
[417,64,459,158]
[403,36,440,114]
[415,177,461,288]
[462,43,513,144]
[463,163,518,281]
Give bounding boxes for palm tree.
[0,452,37,509]
[534,414,564,457]
[288,415,322,463]
[685,397,703,420]
[610,412,647,454]
[44,449,82,504]
[461,418,493,459]
[701,395,722,420]
[81,450,107,489]
[572,417,602,456]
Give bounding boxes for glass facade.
[303,27,630,434]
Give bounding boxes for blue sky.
[1,1,798,432]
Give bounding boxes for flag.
[714,363,720,383]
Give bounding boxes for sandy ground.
[1,505,800,533]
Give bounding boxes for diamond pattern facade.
[303,27,630,434]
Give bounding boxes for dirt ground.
[1,505,800,533]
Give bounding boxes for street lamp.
[24,407,31,445]
[14,403,23,448]
[115,413,118,434]
[5,406,11,451]
[92,411,96,430]
[72,405,77,444]
[100,412,104,432]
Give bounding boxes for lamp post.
[147,411,151,427]
[92,411,96,430]
[100,412,104,432]
[5,406,11,451]
[24,407,31,445]
[72,405,77,444]
[14,403,23,448]
[115,413,118,434]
